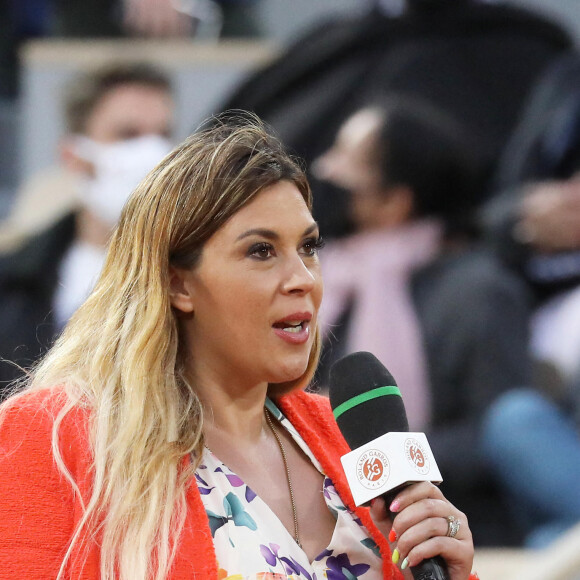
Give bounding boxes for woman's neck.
[198,382,270,445]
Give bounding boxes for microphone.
[329,351,448,580]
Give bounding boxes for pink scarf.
[319,220,442,430]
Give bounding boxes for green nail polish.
[401,557,409,570]
[392,548,400,564]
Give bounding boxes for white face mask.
[75,134,173,226]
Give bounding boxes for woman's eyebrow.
[303,223,320,237]
[236,228,279,242]
[235,222,319,242]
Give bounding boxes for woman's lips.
[272,313,312,344]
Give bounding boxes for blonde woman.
[0,114,476,580]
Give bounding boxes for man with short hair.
[0,62,174,394]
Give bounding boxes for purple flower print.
[315,549,333,561]
[195,473,209,486]
[225,473,244,486]
[323,478,335,500]
[195,472,214,495]
[280,557,312,580]
[259,545,312,580]
[260,543,281,566]
[215,466,245,487]
[326,554,370,580]
[245,486,257,503]
[323,478,346,515]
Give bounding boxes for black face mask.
[310,177,358,240]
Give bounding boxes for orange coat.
[0,387,404,579]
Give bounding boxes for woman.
[313,96,532,547]
[0,114,475,579]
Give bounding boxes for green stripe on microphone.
[332,386,402,419]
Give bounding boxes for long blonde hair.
[20,113,321,579]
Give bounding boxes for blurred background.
[1,0,579,213]
[2,0,580,577]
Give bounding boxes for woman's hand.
[370,482,474,580]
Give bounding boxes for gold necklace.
[265,408,302,548]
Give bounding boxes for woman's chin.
[269,358,309,388]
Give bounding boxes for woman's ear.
[168,266,195,313]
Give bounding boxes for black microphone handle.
[384,489,449,580]
[407,554,448,580]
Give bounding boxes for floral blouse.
[196,398,383,580]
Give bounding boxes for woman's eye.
[302,236,325,256]
[249,242,275,260]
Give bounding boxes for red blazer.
[0,387,439,579]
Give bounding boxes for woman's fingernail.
[388,529,397,543]
[401,557,409,570]
[391,548,400,564]
[370,498,376,508]
[390,499,401,513]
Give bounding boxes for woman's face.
[313,108,391,230]
[170,180,323,393]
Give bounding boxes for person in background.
[480,51,580,549]
[0,0,261,217]
[0,0,263,99]
[0,112,476,580]
[314,95,533,547]
[482,51,580,306]
[221,0,572,239]
[0,62,174,394]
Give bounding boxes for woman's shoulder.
[2,384,68,410]
[0,386,91,461]
[0,387,94,570]
[2,385,86,423]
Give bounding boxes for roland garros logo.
[356,449,390,490]
[405,438,430,475]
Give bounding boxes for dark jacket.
[0,213,76,394]
[411,247,532,546]
[482,51,580,302]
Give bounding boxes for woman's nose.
[281,255,317,294]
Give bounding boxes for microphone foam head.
[329,351,409,449]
